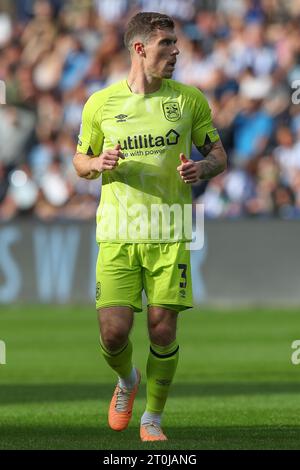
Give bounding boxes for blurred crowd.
[1,0,300,221]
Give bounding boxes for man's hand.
[177,140,227,184]
[73,144,125,180]
[89,144,124,173]
[177,153,201,184]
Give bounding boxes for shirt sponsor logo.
[163,101,181,122]
[118,129,180,150]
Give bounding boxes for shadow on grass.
[1,382,300,405]
[1,424,300,450]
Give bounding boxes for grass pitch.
[0,305,300,450]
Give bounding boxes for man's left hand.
[177,153,201,184]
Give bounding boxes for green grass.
[0,305,300,449]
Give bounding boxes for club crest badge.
[163,102,181,122]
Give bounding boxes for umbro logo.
[115,114,128,122]
[156,379,171,386]
[179,289,186,298]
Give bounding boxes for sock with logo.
[145,340,179,414]
[100,337,137,389]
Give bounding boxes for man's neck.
[127,69,163,95]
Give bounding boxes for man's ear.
[134,42,145,56]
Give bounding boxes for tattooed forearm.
[195,140,227,180]
[197,153,225,180]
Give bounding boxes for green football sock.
[145,340,179,414]
[100,337,133,379]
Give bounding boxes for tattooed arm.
[196,138,227,180]
[177,139,227,184]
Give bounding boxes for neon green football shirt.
[77,79,219,243]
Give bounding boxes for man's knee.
[98,306,133,352]
[149,324,175,345]
[101,328,129,352]
[148,307,178,346]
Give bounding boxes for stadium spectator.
[232,75,274,166]
[274,126,300,186]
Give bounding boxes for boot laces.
[115,386,132,412]
[143,422,162,436]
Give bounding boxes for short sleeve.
[77,95,104,156]
[191,89,220,147]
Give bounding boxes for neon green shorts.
[95,242,193,312]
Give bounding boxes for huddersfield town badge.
[163,101,181,122]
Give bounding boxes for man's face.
[141,29,179,78]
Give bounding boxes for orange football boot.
[108,369,141,431]
[140,422,168,442]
